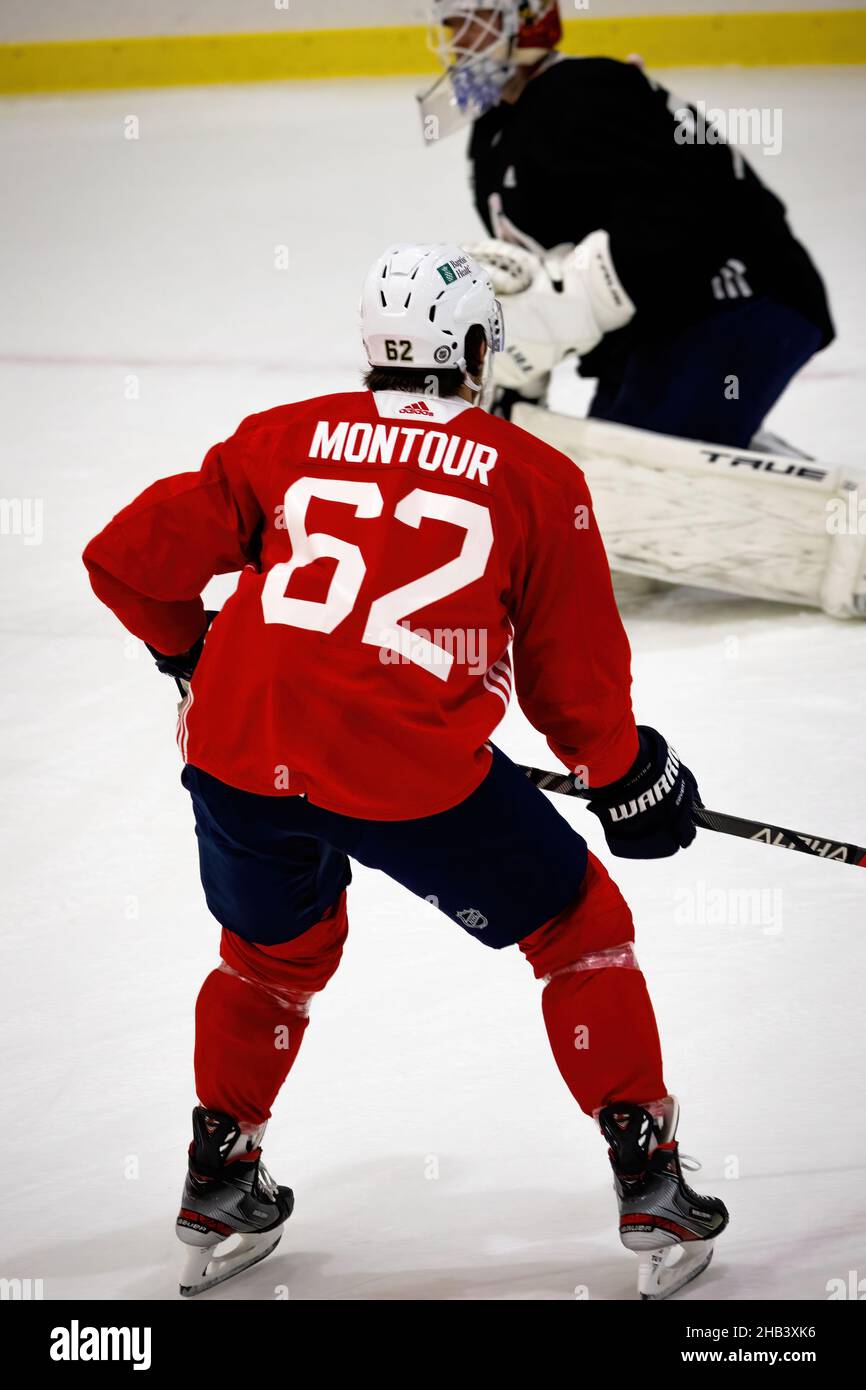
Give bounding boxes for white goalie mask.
[361,243,504,398]
[419,1,562,139]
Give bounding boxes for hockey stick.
[163,661,861,867]
[520,765,866,869]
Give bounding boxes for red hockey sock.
[194,892,348,1127]
[519,855,665,1115]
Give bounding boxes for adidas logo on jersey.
[398,399,435,417]
[711,258,752,300]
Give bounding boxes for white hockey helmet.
[361,243,504,388]
[422,2,562,126]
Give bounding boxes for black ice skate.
[176,1106,294,1297]
[598,1097,728,1300]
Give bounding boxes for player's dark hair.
[364,324,486,397]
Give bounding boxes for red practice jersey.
[84,390,639,819]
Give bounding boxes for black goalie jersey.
[468,55,834,381]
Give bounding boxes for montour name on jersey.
[310,420,497,485]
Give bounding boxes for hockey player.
[83,243,727,1301]
[419,2,834,449]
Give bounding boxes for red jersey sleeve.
[509,459,639,787]
[83,435,262,656]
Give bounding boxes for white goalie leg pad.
[512,404,866,618]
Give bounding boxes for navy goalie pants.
[182,746,588,951]
[588,296,823,447]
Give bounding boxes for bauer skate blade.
[638,1241,714,1301]
[179,1227,284,1297]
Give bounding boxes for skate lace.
[679,1154,701,1172]
[256,1160,279,1200]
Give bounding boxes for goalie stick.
[520,765,866,869]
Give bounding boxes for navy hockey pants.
[588,295,822,447]
[182,746,588,951]
[186,751,665,1124]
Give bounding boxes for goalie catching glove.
[464,230,636,397]
[586,725,701,860]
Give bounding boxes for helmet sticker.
[437,255,472,285]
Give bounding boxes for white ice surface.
[1,70,865,1302]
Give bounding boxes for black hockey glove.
[146,610,218,690]
[587,725,701,860]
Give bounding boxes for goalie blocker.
[511,405,866,618]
